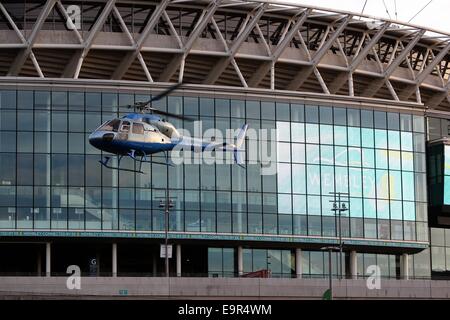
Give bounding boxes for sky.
[278,0,450,34]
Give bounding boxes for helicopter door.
[129,123,145,142]
[117,120,130,140]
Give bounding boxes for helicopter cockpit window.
[120,121,131,133]
[132,123,144,135]
[99,119,121,132]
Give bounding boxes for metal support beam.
[427,79,450,107]
[287,16,351,91]
[248,8,310,87]
[362,30,425,98]
[63,0,116,78]
[203,2,267,85]
[8,0,56,76]
[112,0,170,80]
[160,0,222,82]
[328,22,390,94]
[399,41,450,100]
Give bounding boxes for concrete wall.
[0,277,449,299]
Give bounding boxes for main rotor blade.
[148,107,194,121]
[148,82,183,104]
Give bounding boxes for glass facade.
[0,89,428,246]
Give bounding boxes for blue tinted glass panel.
[291,104,304,122]
[319,107,333,124]
[277,163,291,193]
[348,127,361,146]
[376,170,389,199]
[349,168,362,197]
[349,198,363,217]
[348,147,361,167]
[306,144,320,164]
[401,132,413,151]
[293,195,306,214]
[389,171,402,200]
[402,172,415,201]
[377,200,390,219]
[334,126,347,146]
[306,165,320,195]
[374,130,387,149]
[291,123,304,142]
[278,194,292,214]
[320,145,334,165]
[361,128,374,148]
[335,146,347,166]
[363,169,376,198]
[375,150,388,169]
[364,199,376,218]
[321,165,334,195]
[388,151,401,170]
[334,108,346,125]
[403,201,416,221]
[292,143,305,163]
[305,124,319,143]
[277,142,291,162]
[277,121,290,141]
[362,148,375,168]
[307,195,321,215]
[320,125,333,144]
[305,105,318,123]
[292,164,306,194]
[374,111,387,129]
[390,201,403,220]
[388,131,400,150]
[335,167,348,193]
[401,152,414,171]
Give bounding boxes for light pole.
[329,192,349,280]
[321,245,340,300]
[158,157,174,277]
[158,195,174,277]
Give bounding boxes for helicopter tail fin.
[234,124,248,167]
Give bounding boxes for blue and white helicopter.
[89,83,248,173]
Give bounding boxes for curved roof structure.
[1,0,450,110]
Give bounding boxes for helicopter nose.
[89,131,114,149]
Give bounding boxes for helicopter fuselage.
[88,115,178,156]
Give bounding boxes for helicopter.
[88,83,248,173]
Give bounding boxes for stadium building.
[0,0,449,289]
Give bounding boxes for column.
[238,246,243,276]
[152,253,157,276]
[37,250,42,276]
[401,253,409,280]
[176,244,181,277]
[295,248,302,279]
[350,250,357,280]
[45,242,51,277]
[112,243,117,277]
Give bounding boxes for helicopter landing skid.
[127,150,174,167]
[99,153,172,174]
[99,156,145,174]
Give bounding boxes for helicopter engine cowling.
[149,120,180,139]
